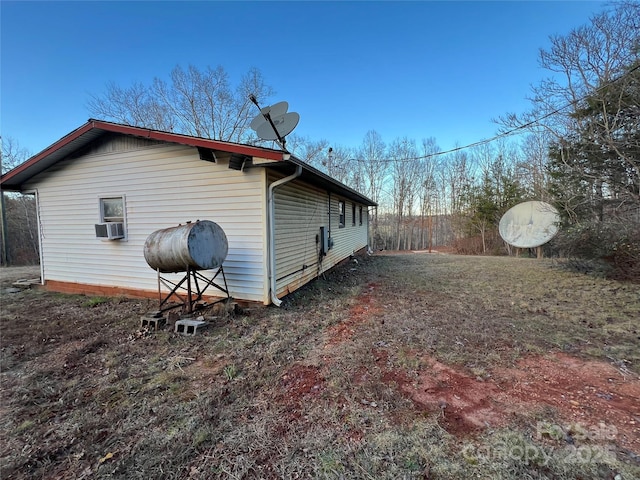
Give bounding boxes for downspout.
[0,189,9,265]
[328,191,331,240]
[268,165,302,306]
[25,189,44,285]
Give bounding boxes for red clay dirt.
[396,354,640,454]
[324,282,382,346]
[279,364,325,401]
[316,280,640,456]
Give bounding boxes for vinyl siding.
[271,174,369,298]
[327,197,369,264]
[24,141,268,303]
[272,180,326,296]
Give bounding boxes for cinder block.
[174,319,208,336]
[140,313,165,331]
[143,317,165,331]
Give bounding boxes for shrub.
[552,221,640,282]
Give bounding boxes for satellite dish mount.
[249,95,299,153]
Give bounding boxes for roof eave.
[1,119,287,190]
[285,156,377,207]
[1,119,377,207]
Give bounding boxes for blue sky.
[1,1,607,160]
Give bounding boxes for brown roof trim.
[1,119,287,189]
[1,121,94,184]
[0,119,377,206]
[88,120,285,159]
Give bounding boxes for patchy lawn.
[1,254,639,479]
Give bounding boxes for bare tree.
[417,138,441,250]
[492,2,640,276]
[444,150,474,218]
[498,2,640,141]
[285,134,330,169]
[4,194,39,264]
[1,136,31,174]
[319,145,354,186]
[86,81,173,132]
[517,131,553,201]
[389,137,421,250]
[358,130,388,205]
[1,137,37,265]
[356,130,388,248]
[542,3,639,227]
[88,65,274,143]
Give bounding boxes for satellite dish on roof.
[248,95,299,152]
[250,101,289,130]
[255,112,300,140]
[499,201,560,249]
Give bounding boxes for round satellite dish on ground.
[250,101,289,131]
[255,112,300,140]
[499,201,560,248]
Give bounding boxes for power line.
[345,62,640,164]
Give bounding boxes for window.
[359,206,363,225]
[96,196,126,240]
[352,203,356,226]
[338,200,345,228]
[100,196,125,222]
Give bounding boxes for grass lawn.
[1,253,639,479]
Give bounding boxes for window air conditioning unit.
[95,222,125,240]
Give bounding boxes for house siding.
[24,141,269,303]
[271,174,369,298]
[327,196,369,264]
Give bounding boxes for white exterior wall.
[326,195,369,265]
[272,176,369,298]
[24,141,269,303]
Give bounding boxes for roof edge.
[1,119,287,188]
[1,119,377,207]
[287,156,378,207]
[1,121,94,188]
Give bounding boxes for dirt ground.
[289,271,640,456]
[323,275,640,452]
[1,255,639,479]
[0,265,40,287]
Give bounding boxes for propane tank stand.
[156,265,230,314]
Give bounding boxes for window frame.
[338,200,345,228]
[351,202,356,226]
[359,206,363,226]
[99,196,126,223]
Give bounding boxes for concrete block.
[140,314,165,331]
[174,319,209,336]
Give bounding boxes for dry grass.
[375,254,640,372]
[1,254,639,479]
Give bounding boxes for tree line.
[2,2,638,280]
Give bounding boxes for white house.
[0,119,376,306]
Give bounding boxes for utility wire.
[345,62,640,164]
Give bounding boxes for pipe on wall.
[267,165,302,306]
